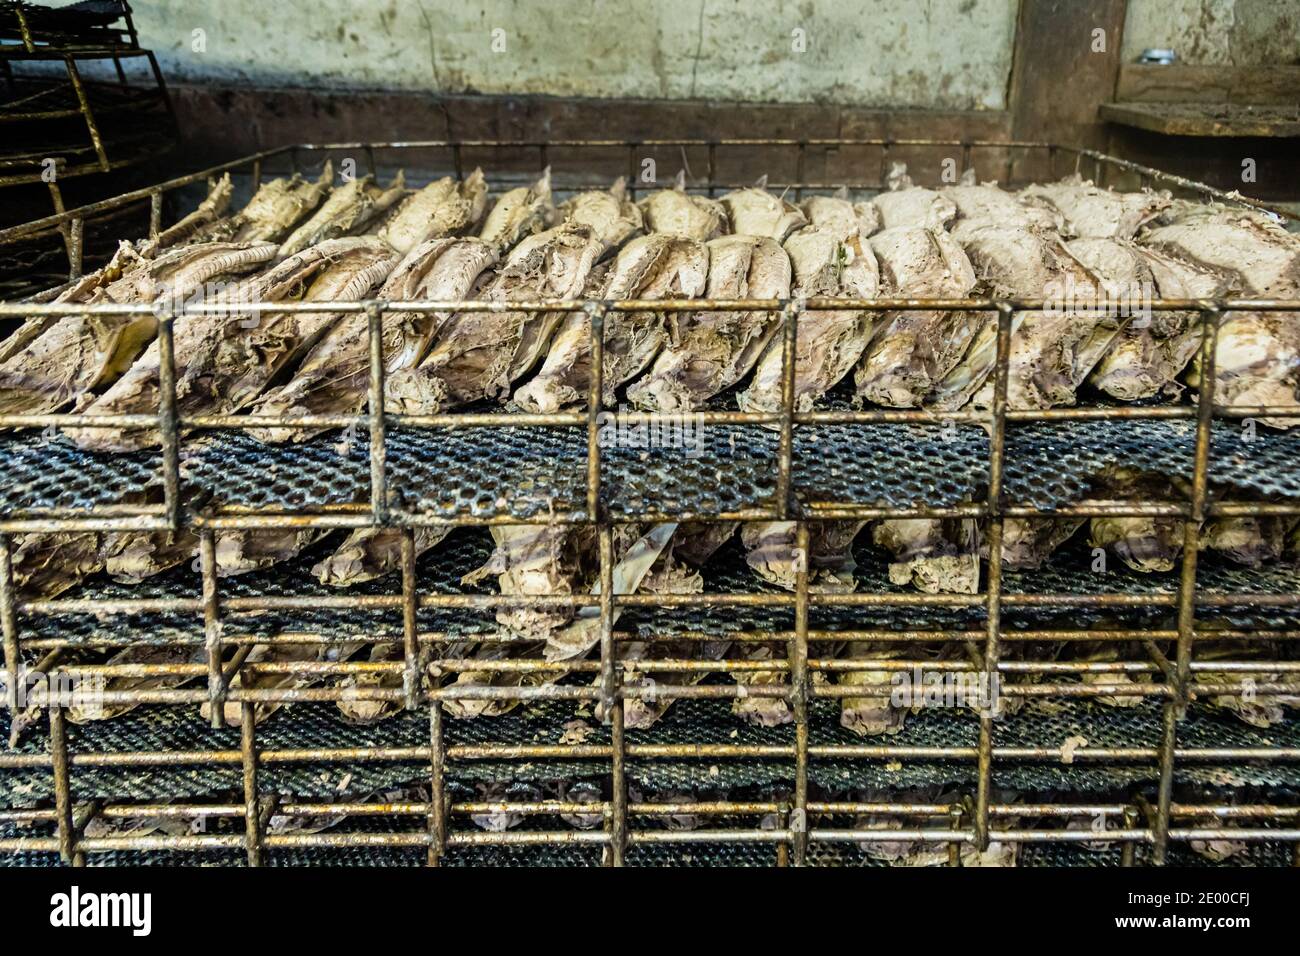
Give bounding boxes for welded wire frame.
[0,140,1298,867]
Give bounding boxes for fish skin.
[719,185,808,242]
[377,168,488,253]
[249,237,498,443]
[800,193,879,241]
[277,171,408,258]
[189,164,333,245]
[66,645,207,723]
[558,176,643,257]
[512,233,708,412]
[626,235,791,413]
[872,518,980,594]
[65,237,399,452]
[393,223,604,411]
[10,531,102,599]
[0,241,279,416]
[637,183,728,240]
[854,226,979,407]
[477,169,555,252]
[741,228,879,416]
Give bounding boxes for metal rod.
[366,303,389,525]
[791,521,811,866]
[241,701,262,866]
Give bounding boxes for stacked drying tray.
[1,156,1298,866]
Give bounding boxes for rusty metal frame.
[0,139,1298,867]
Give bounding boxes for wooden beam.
[1008,0,1128,149]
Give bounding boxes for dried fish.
[336,643,405,724]
[627,235,791,412]
[214,527,329,578]
[190,164,333,245]
[250,237,498,443]
[376,168,488,253]
[719,180,807,241]
[942,180,1064,234]
[462,524,595,637]
[1141,211,1300,427]
[477,169,555,252]
[66,645,207,723]
[392,223,604,410]
[929,225,1118,411]
[839,645,909,736]
[10,531,102,599]
[873,518,980,594]
[545,523,678,662]
[1089,245,1227,401]
[199,642,329,727]
[1200,516,1290,567]
[740,228,878,415]
[800,190,879,241]
[67,237,400,451]
[1087,468,1189,573]
[1192,644,1300,728]
[138,174,234,255]
[731,643,793,727]
[741,520,865,592]
[513,233,708,412]
[1020,174,1171,239]
[0,241,279,416]
[862,163,956,231]
[855,226,979,406]
[637,174,728,240]
[277,170,407,257]
[558,177,643,256]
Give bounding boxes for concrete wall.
[1122,0,1300,65]
[120,0,1019,110]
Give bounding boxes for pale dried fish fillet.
[66,237,399,451]
[930,225,1117,411]
[1020,174,1171,239]
[627,235,791,412]
[1141,213,1300,427]
[873,518,980,594]
[731,643,793,727]
[637,177,728,240]
[840,645,909,736]
[392,223,604,410]
[190,164,333,245]
[250,237,498,442]
[855,226,979,407]
[1089,246,1227,400]
[139,174,234,255]
[377,168,488,253]
[513,234,707,412]
[558,177,643,257]
[477,169,555,251]
[800,191,880,241]
[862,163,956,231]
[66,645,206,723]
[313,526,449,587]
[0,241,279,416]
[278,170,407,257]
[719,183,807,241]
[740,228,878,416]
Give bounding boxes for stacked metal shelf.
[0,139,1297,867]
